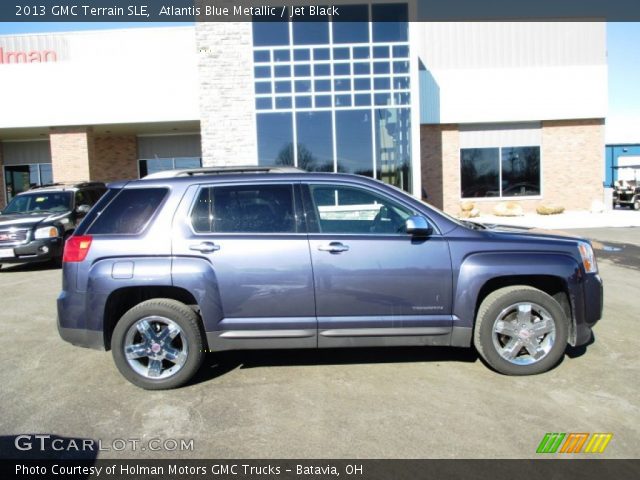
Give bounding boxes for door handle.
[317,242,349,253]
[189,241,220,253]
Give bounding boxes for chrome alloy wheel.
[491,302,556,365]
[123,316,188,379]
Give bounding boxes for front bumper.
[574,273,603,346]
[0,237,63,264]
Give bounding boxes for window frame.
[187,181,306,236]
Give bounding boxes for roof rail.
[29,181,104,190]
[142,166,305,179]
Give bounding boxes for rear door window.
[86,188,168,235]
[191,184,297,234]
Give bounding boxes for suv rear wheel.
[473,286,568,375]
[111,299,205,389]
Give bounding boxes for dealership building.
[0,7,607,215]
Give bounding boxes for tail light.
[63,235,93,263]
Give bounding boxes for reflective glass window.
[274,65,291,78]
[372,4,409,42]
[335,110,373,176]
[257,113,294,165]
[354,62,370,75]
[294,49,310,61]
[273,49,290,62]
[275,81,292,93]
[334,63,351,76]
[293,18,329,45]
[295,96,312,108]
[253,50,270,62]
[332,4,369,43]
[501,147,541,197]
[354,93,371,106]
[353,46,370,59]
[255,82,271,94]
[296,111,334,172]
[373,46,390,59]
[333,47,350,60]
[295,80,312,93]
[256,97,272,110]
[314,48,330,60]
[254,66,271,79]
[294,64,311,77]
[374,108,412,190]
[275,97,292,109]
[253,19,289,46]
[460,148,500,198]
[354,78,371,90]
[315,95,332,107]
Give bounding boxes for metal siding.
[459,123,542,148]
[2,140,51,165]
[137,134,202,159]
[417,22,605,69]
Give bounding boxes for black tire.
[111,298,205,390]
[634,199,640,211]
[473,286,568,375]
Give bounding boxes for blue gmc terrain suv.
[57,167,603,389]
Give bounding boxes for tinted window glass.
[253,19,289,46]
[192,185,296,234]
[292,16,329,45]
[309,185,412,234]
[87,188,167,235]
[501,146,541,197]
[257,113,294,166]
[460,148,500,198]
[333,5,369,43]
[74,188,119,235]
[296,111,334,171]
[372,4,409,42]
[335,110,373,176]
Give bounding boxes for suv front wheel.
[111,299,205,389]
[473,286,568,375]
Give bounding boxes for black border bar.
[0,1,639,23]
[2,459,640,480]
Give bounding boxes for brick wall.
[196,21,258,166]
[540,119,604,211]
[421,119,604,216]
[0,142,5,209]
[49,127,95,183]
[420,124,460,213]
[92,135,138,181]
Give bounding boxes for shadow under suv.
[57,167,603,389]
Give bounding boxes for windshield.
[2,192,73,215]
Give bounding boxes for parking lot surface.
[0,228,638,459]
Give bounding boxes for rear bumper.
[0,238,63,264]
[57,323,105,350]
[57,288,105,350]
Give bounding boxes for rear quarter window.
[85,188,168,235]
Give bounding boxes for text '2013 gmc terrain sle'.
[57,167,603,389]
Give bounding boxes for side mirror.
[405,215,432,236]
[76,204,91,216]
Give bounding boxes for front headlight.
[578,241,598,274]
[34,226,59,239]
